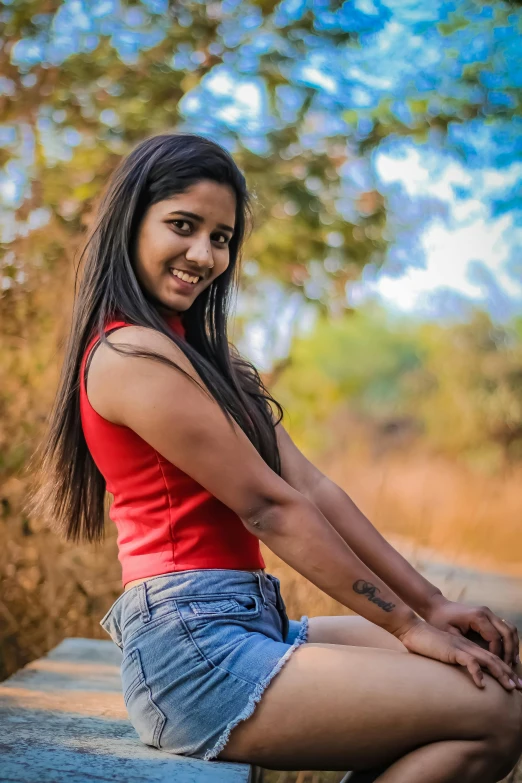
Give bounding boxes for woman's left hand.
[423,595,520,668]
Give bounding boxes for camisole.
[79,312,266,586]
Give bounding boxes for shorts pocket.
[179,593,262,622]
[121,648,166,749]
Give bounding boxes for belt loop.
[137,582,151,623]
[255,571,269,608]
[266,573,282,611]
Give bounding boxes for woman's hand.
[422,594,520,668]
[393,616,522,691]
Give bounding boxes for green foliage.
[273,308,522,468]
[2,0,520,309]
[273,308,422,451]
[0,0,392,311]
[417,313,522,466]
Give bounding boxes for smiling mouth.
[169,268,202,285]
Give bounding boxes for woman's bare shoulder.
[85,324,193,424]
[86,325,294,523]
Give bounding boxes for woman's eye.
[171,220,191,231]
[169,221,230,246]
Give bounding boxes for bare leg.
[308,614,406,783]
[307,614,408,653]
[307,615,521,783]
[375,738,513,783]
[217,642,522,782]
[343,739,514,783]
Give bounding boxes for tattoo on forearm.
[352,580,396,612]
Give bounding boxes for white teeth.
[170,268,200,284]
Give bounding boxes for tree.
[1,0,520,309]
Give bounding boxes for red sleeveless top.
[79,312,265,586]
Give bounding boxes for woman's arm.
[98,326,417,635]
[303,472,444,617]
[274,422,520,668]
[94,331,518,687]
[273,422,443,618]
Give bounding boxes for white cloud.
[357,143,522,315]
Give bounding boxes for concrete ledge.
[0,637,254,782]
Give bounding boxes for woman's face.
[133,179,237,316]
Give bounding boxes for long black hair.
[25,132,283,544]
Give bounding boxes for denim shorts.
[99,568,309,761]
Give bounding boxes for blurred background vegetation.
[1,0,521,778]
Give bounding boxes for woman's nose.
[185,238,213,269]
[185,242,214,274]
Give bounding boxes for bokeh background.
[1,1,521,780]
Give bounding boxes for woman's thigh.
[217,641,522,771]
[307,614,408,653]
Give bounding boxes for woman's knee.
[481,684,522,777]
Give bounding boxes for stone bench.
[0,637,259,782]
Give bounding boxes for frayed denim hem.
[202,615,310,762]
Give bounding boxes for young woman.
[30,132,522,782]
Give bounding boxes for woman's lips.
[169,269,200,292]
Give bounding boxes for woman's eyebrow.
[165,210,235,233]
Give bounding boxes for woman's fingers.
[398,620,520,692]
[468,606,520,667]
[468,610,504,660]
[488,615,517,665]
[464,657,485,688]
[457,643,521,691]
[491,613,520,666]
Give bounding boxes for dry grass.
[0,485,123,682]
[313,415,522,576]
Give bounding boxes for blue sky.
[349,141,522,319]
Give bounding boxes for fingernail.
[518,678,522,687]
[508,679,516,688]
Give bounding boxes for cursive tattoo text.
[352,580,396,612]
